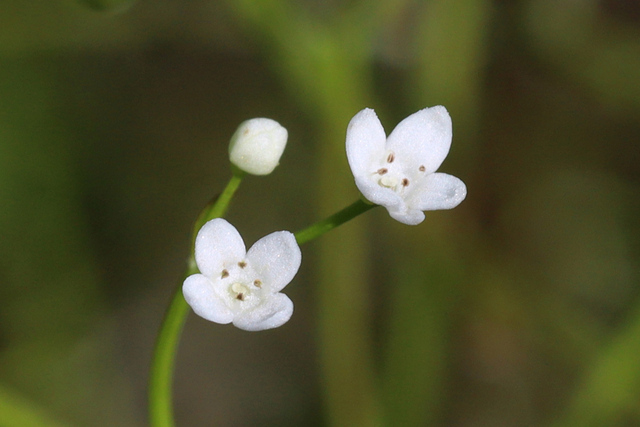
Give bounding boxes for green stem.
[295,199,376,245]
[193,168,245,241]
[148,171,244,427]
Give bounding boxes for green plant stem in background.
[148,178,375,427]
[550,300,640,427]
[220,2,412,423]
[148,171,244,427]
[0,384,71,427]
[295,199,376,245]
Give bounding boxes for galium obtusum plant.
[149,107,466,426]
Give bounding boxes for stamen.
[419,165,426,172]
[254,279,262,288]
[221,269,229,279]
[238,261,247,268]
[236,293,245,301]
[387,153,395,163]
[401,178,409,187]
[377,168,388,175]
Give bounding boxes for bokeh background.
[1,1,639,426]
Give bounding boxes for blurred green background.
[1,1,639,426]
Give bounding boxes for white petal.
[387,206,426,226]
[233,293,294,331]
[246,231,301,292]
[354,176,404,210]
[194,218,246,277]
[409,173,467,211]
[386,106,452,173]
[183,274,234,324]
[345,108,387,180]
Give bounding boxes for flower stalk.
[148,170,244,427]
[295,199,376,245]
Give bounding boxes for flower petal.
[354,176,404,210]
[409,172,467,211]
[246,231,301,292]
[387,206,426,226]
[386,106,452,173]
[345,108,403,207]
[345,108,387,180]
[183,274,234,324]
[233,293,294,331]
[194,218,246,277]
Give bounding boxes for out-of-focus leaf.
[77,0,135,13]
[0,383,71,427]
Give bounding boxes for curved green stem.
[295,199,376,244]
[148,282,191,427]
[148,171,244,427]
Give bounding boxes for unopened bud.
[228,118,288,175]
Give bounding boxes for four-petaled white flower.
[346,106,467,225]
[183,218,301,331]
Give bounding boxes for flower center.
[373,151,425,194]
[220,261,264,304]
[379,174,398,189]
[231,282,250,301]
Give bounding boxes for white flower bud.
[228,118,288,175]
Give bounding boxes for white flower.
[228,118,288,175]
[346,106,467,225]
[183,218,301,331]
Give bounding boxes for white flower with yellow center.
[183,218,301,331]
[346,106,467,225]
